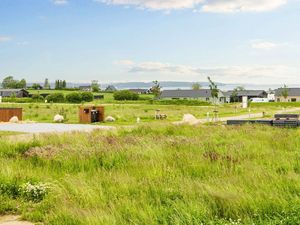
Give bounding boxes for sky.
[0,0,300,85]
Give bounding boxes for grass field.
[1,101,299,125]
[1,124,300,224]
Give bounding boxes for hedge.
[113,90,139,101]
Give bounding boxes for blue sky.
[0,0,299,84]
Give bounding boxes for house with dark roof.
[105,85,117,92]
[160,89,226,103]
[0,89,29,98]
[223,90,268,103]
[128,89,150,94]
[79,86,92,92]
[275,88,300,102]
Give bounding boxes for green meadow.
[1,101,300,125]
[1,124,300,224]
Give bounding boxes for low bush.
[32,94,44,102]
[66,92,82,103]
[2,97,34,103]
[113,90,139,101]
[81,92,94,102]
[46,93,65,103]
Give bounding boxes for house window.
[291,98,297,102]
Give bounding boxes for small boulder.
[53,114,64,123]
[105,116,116,122]
[9,116,19,123]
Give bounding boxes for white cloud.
[96,0,204,10]
[251,40,287,50]
[116,60,299,83]
[52,0,68,5]
[202,0,287,13]
[0,36,12,42]
[17,41,29,46]
[97,0,288,12]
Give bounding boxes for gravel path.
[0,123,115,134]
[174,107,300,125]
[0,215,33,225]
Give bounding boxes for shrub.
[46,93,65,103]
[2,97,33,103]
[81,92,94,102]
[19,182,49,202]
[66,92,82,103]
[113,90,139,101]
[32,94,44,102]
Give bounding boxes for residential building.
[223,90,268,103]
[105,85,117,92]
[79,86,92,92]
[275,88,300,102]
[128,89,150,94]
[160,89,226,103]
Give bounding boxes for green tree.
[18,79,27,88]
[231,86,245,102]
[91,80,100,92]
[62,80,67,89]
[32,83,41,90]
[44,78,50,89]
[1,76,26,89]
[208,76,219,121]
[207,77,219,101]
[192,83,201,90]
[2,76,17,89]
[55,80,59,90]
[281,84,289,102]
[151,80,161,98]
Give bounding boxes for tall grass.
[1,125,300,224]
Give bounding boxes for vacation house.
[160,89,226,103]
[275,88,300,102]
[223,90,268,103]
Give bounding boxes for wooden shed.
[79,106,104,123]
[0,108,22,122]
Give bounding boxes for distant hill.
[102,81,225,89]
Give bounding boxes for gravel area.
[0,123,115,134]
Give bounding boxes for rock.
[9,116,19,123]
[105,116,116,122]
[53,114,64,123]
[182,114,199,125]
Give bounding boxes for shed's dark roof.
[223,90,266,97]
[160,89,220,98]
[275,88,300,97]
[0,89,28,97]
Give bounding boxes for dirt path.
[174,107,300,125]
[0,215,33,225]
[0,123,115,134]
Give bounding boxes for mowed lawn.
[1,124,300,224]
